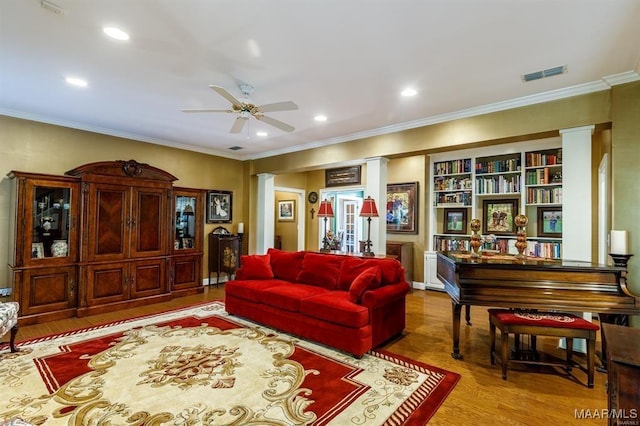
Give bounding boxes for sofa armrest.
[361,281,410,309]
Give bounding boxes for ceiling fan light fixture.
[103,26,130,41]
[256,131,268,137]
[314,115,327,122]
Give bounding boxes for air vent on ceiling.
[228,146,244,151]
[40,0,64,15]
[522,65,567,82]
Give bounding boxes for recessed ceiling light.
[103,26,130,41]
[401,88,417,97]
[314,115,327,122]
[65,77,88,87]
[256,131,268,137]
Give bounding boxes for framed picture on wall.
[206,190,232,223]
[278,200,295,221]
[386,182,418,234]
[537,206,562,237]
[482,199,518,235]
[443,208,467,234]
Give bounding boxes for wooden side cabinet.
[603,323,640,425]
[7,171,80,325]
[171,187,204,296]
[386,241,413,284]
[208,228,240,286]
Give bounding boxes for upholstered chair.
[0,302,19,353]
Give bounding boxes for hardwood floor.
[4,287,608,425]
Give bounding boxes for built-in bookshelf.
[428,140,564,260]
[525,147,562,205]
[433,159,472,207]
[425,130,593,292]
[475,153,522,195]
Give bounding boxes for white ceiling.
[1,0,639,160]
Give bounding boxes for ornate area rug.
[0,302,459,425]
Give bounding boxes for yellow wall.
[611,81,640,327]
[274,190,299,251]
[0,116,245,285]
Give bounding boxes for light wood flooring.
[3,287,608,425]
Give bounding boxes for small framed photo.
[537,207,562,237]
[32,242,44,259]
[483,199,519,236]
[207,190,232,223]
[443,208,467,234]
[182,238,194,249]
[278,200,295,221]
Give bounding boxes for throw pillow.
[338,256,403,290]
[235,254,274,280]
[349,266,382,303]
[267,248,305,282]
[296,252,344,290]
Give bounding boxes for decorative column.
[256,173,275,254]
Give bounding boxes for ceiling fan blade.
[209,85,243,108]
[257,115,295,133]
[258,101,299,113]
[181,108,233,113]
[230,117,248,134]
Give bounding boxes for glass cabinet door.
[175,194,197,250]
[32,185,72,259]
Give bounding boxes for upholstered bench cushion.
[0,302,19,336]
[488,309,599,330]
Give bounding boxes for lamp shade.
[359,196,379,217]
[317,199,335,217]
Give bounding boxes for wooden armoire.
[8,160,204,324]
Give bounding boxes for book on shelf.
[525,149,563,167]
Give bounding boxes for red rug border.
[373,349,461,425]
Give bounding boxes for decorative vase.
[469,218,482,258]
[51,240,68,257]
[514,214,529,258]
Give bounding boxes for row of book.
[434,191,472,206]
[526,187,563,204]
[434,176,473,191]
[475,175,521,194]
[475,158,521,174]
[525,168,562,185]
[525,149,562,167]
[435,237,562,259]
[433,159,472,176]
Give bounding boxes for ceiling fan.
[181,83,298,134]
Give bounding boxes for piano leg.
[465,304,471,326]
[451,302,463,359]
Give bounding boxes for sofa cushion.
[300,291,369,328]
[225,279,289,303]
[296,252,344,290]
[267,248,305,282]
[349,266,381,303]
[337,256,404,290]
[261,283,329,312]
[235,254,274,280]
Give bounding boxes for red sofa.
[225,248,411,357]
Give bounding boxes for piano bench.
[488,309,599,388]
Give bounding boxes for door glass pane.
[175,195,197,249]
[33,186,71,258]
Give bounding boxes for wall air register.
[522,65,567,82]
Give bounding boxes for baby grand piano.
[436,252,640,360]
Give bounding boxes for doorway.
[319,189,364,252]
